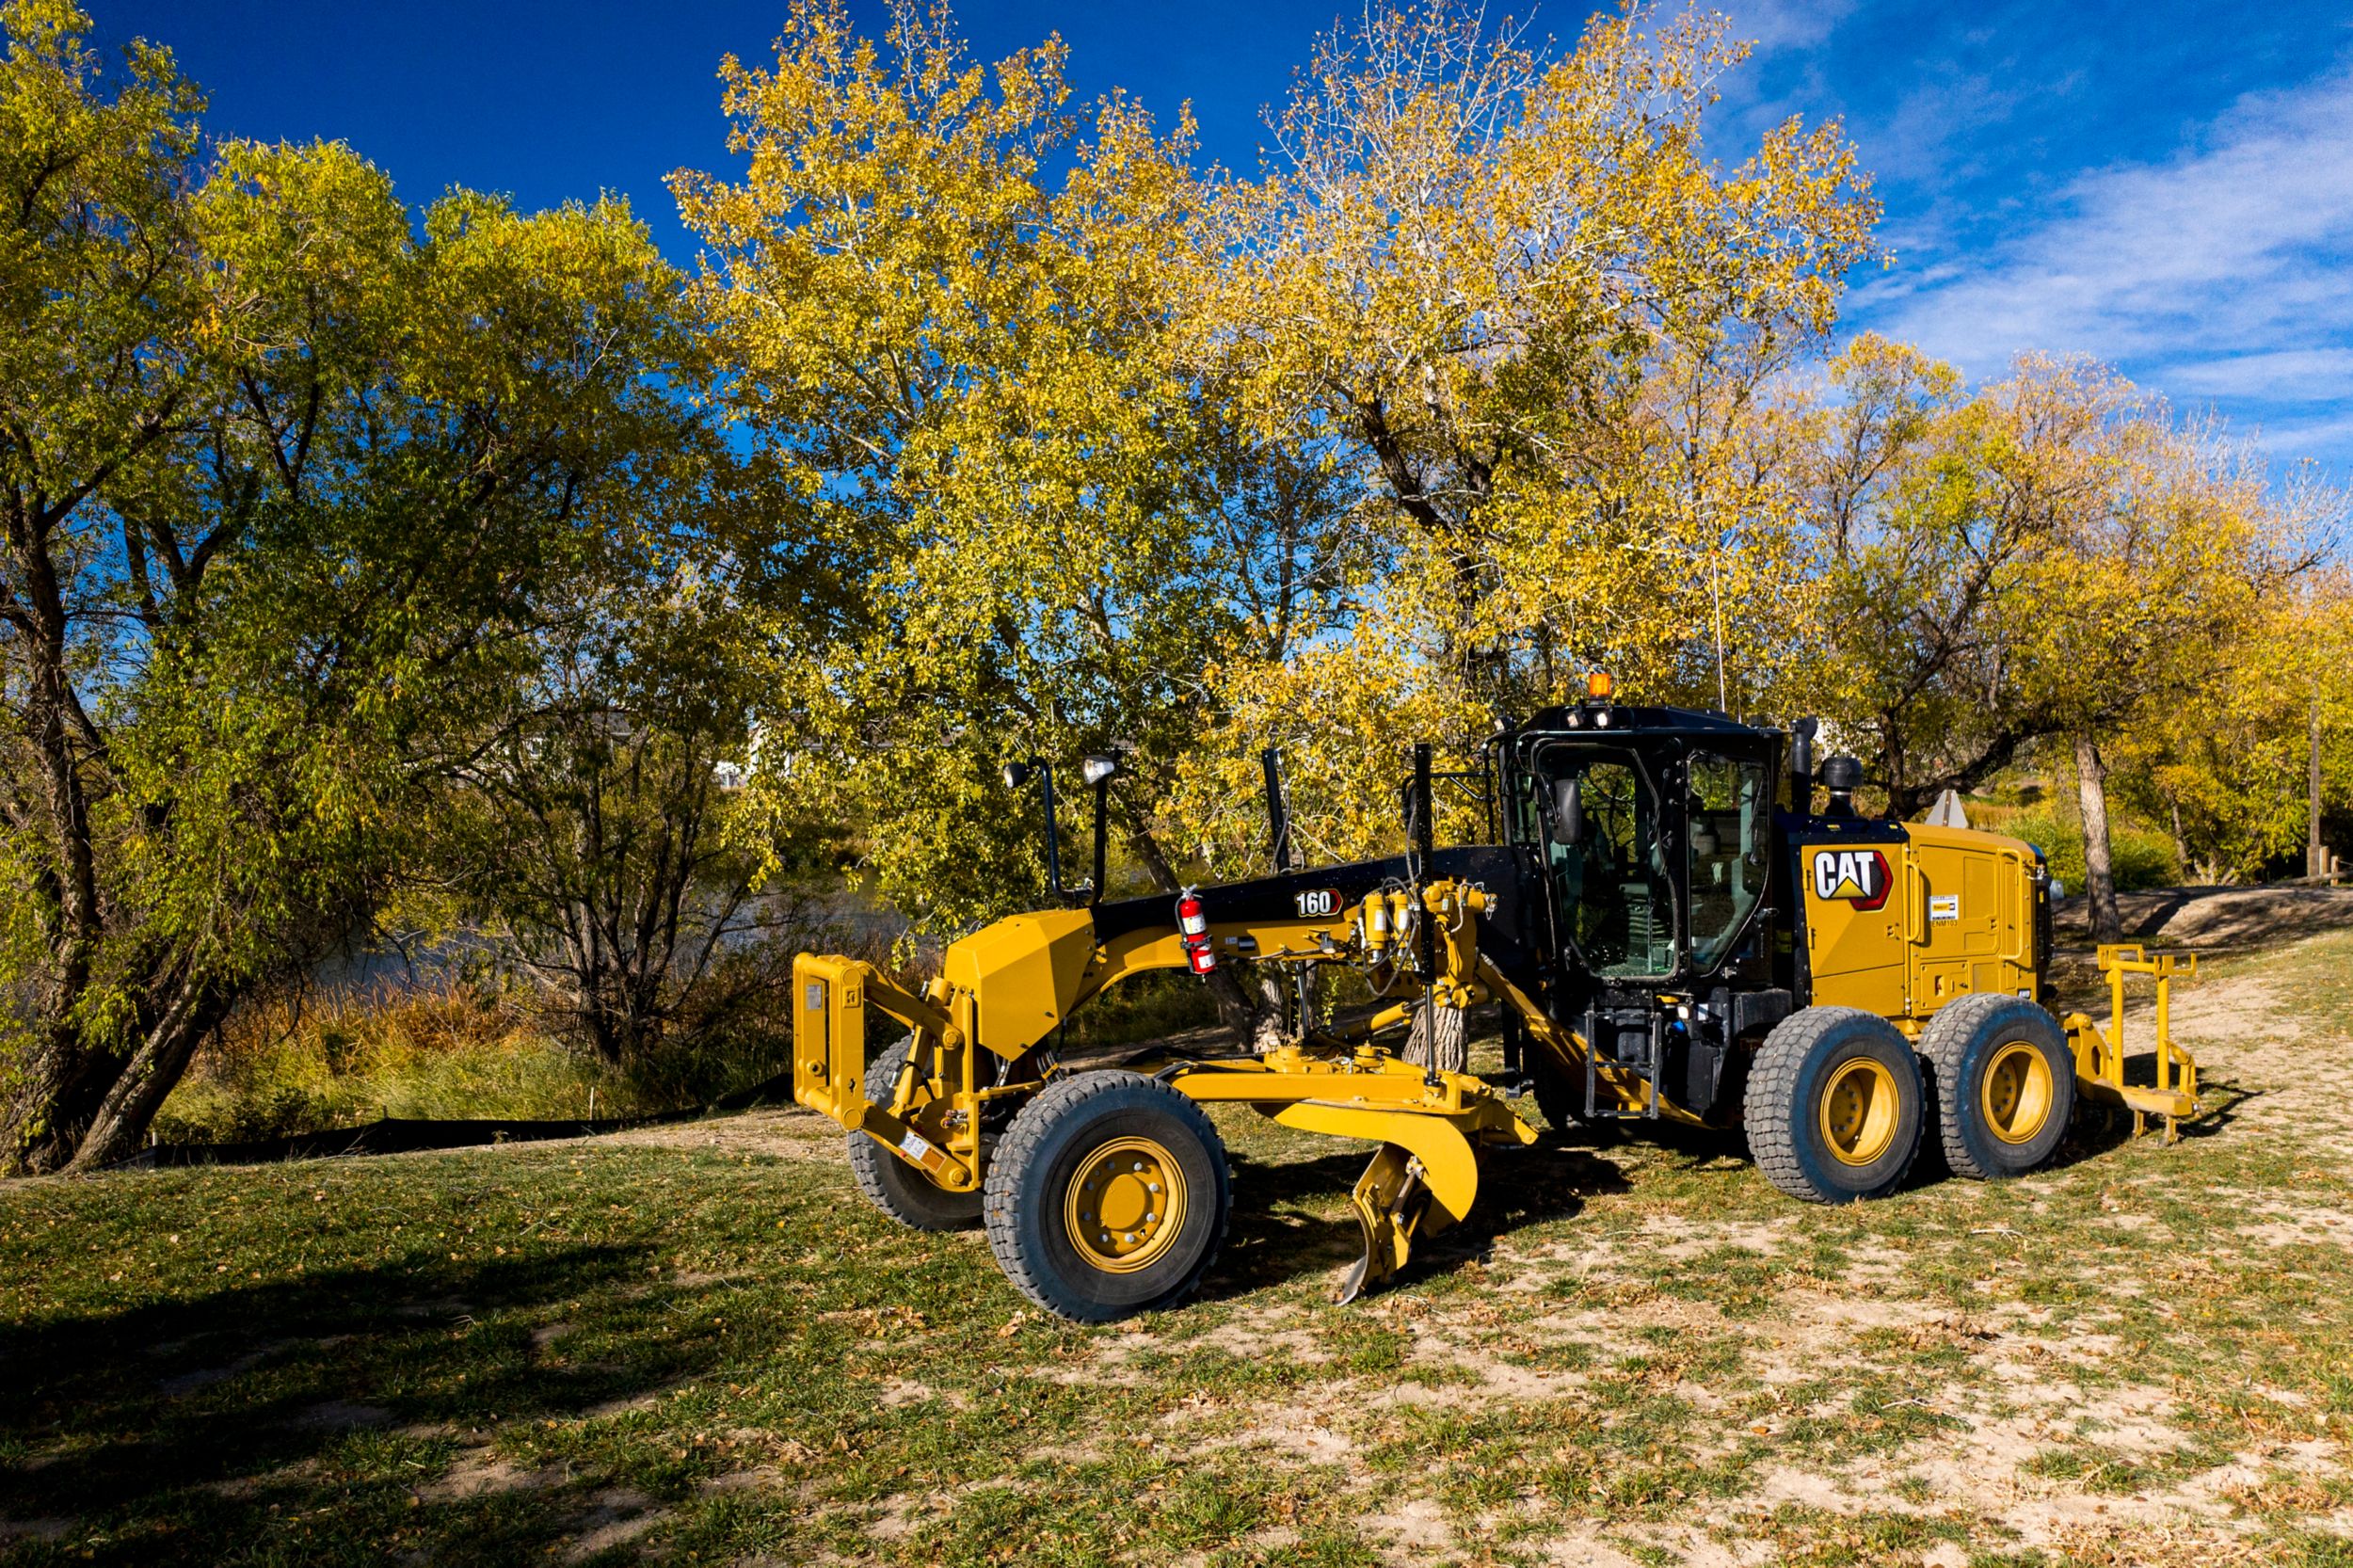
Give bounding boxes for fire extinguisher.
[1176,888,1215,975]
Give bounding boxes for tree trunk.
[2313,696,2327,881]
[1403,997,1468,1075]
[1251,970,1290,1052]
[1,1037,121,1175]
[2073,733,2122,944]
[64,979,231,1173]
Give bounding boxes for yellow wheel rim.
[1064,1136,1187,1274]
[1981,1040,2055,1144]
[1819,1057,1901,1166]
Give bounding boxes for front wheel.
[983,1071,1231,1323]
[845,1036,983,1231]
[1745,1007,1924,1204]
[1919,994,2074,1179]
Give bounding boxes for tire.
[845,1035,983,1231]
[1918,994,2074,1180]
[1529,1048,1593,1134]
[983,1070,1231,1324]
[1745,1007,1924,1204]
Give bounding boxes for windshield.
[1543,750,1676,978]
[1686,752,1771,970]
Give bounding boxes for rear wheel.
[845,1036,982,1231]
[983,1071,1230,1323]
[1919,994,2074,1179]
[1746,1007,1924,1204]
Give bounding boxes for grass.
[6,925,2353,1564]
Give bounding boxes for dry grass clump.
[153,977,644,1144]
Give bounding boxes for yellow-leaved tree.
[1169,0,1880,868]
[1810,349,2324,935]
[673,2,1365,1038]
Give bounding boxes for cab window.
[1686,752,1770,970]
[1542,750,1676,979]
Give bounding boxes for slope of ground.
[4,925,2352,1566]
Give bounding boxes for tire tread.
[1746,1006,1922,1204]
[1918,993,2072,1180]
[983,1071,1229,1321]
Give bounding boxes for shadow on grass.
[0,1242,737,1568]
[2042,1055,2258,1172]
[1203,1140,1632,1303]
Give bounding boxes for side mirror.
[1548,776,1582,846]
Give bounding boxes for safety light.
[1586,670,1614,701]
[1176,890,1216,975]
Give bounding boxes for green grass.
[8,929,2353,1565]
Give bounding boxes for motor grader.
[791,677,2201,1321]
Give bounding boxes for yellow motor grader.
[792,679,2200,1321]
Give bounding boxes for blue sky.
[85,0,2353,475]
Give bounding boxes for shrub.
[152,978,647,1144]
[1983,808,2180,893]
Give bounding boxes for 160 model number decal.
[1292,888,1345,919]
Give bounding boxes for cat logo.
[1811,847,1892,912]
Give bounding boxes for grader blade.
[1337,1144,1428,1304]
[1269,1096,1523,1302]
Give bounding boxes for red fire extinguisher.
[1176,888,1215,975]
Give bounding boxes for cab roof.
[1514,703,1773,739]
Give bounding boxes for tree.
[673,2,1363,1042]
[431,484,788,1069]
[2109,562,2353,883]
[1196,0,1877,728]
[1161,2,1878,962]
[0,3,695,1171]
[1811,352,2313,936]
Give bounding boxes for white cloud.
[1715,0,1857,56]
[1850,62,2353,455]
[2164,348,2353,401]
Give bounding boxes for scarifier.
[792,676,2201,1321]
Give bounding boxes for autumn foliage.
[1,0,2345,1171]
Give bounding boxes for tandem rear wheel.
[983,1070,1232,1323]
[1745,1006,1925,1204]
[1918,994,2074,1179]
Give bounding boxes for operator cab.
[1497,683,1790,1124]
[1506,693,1781,991]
